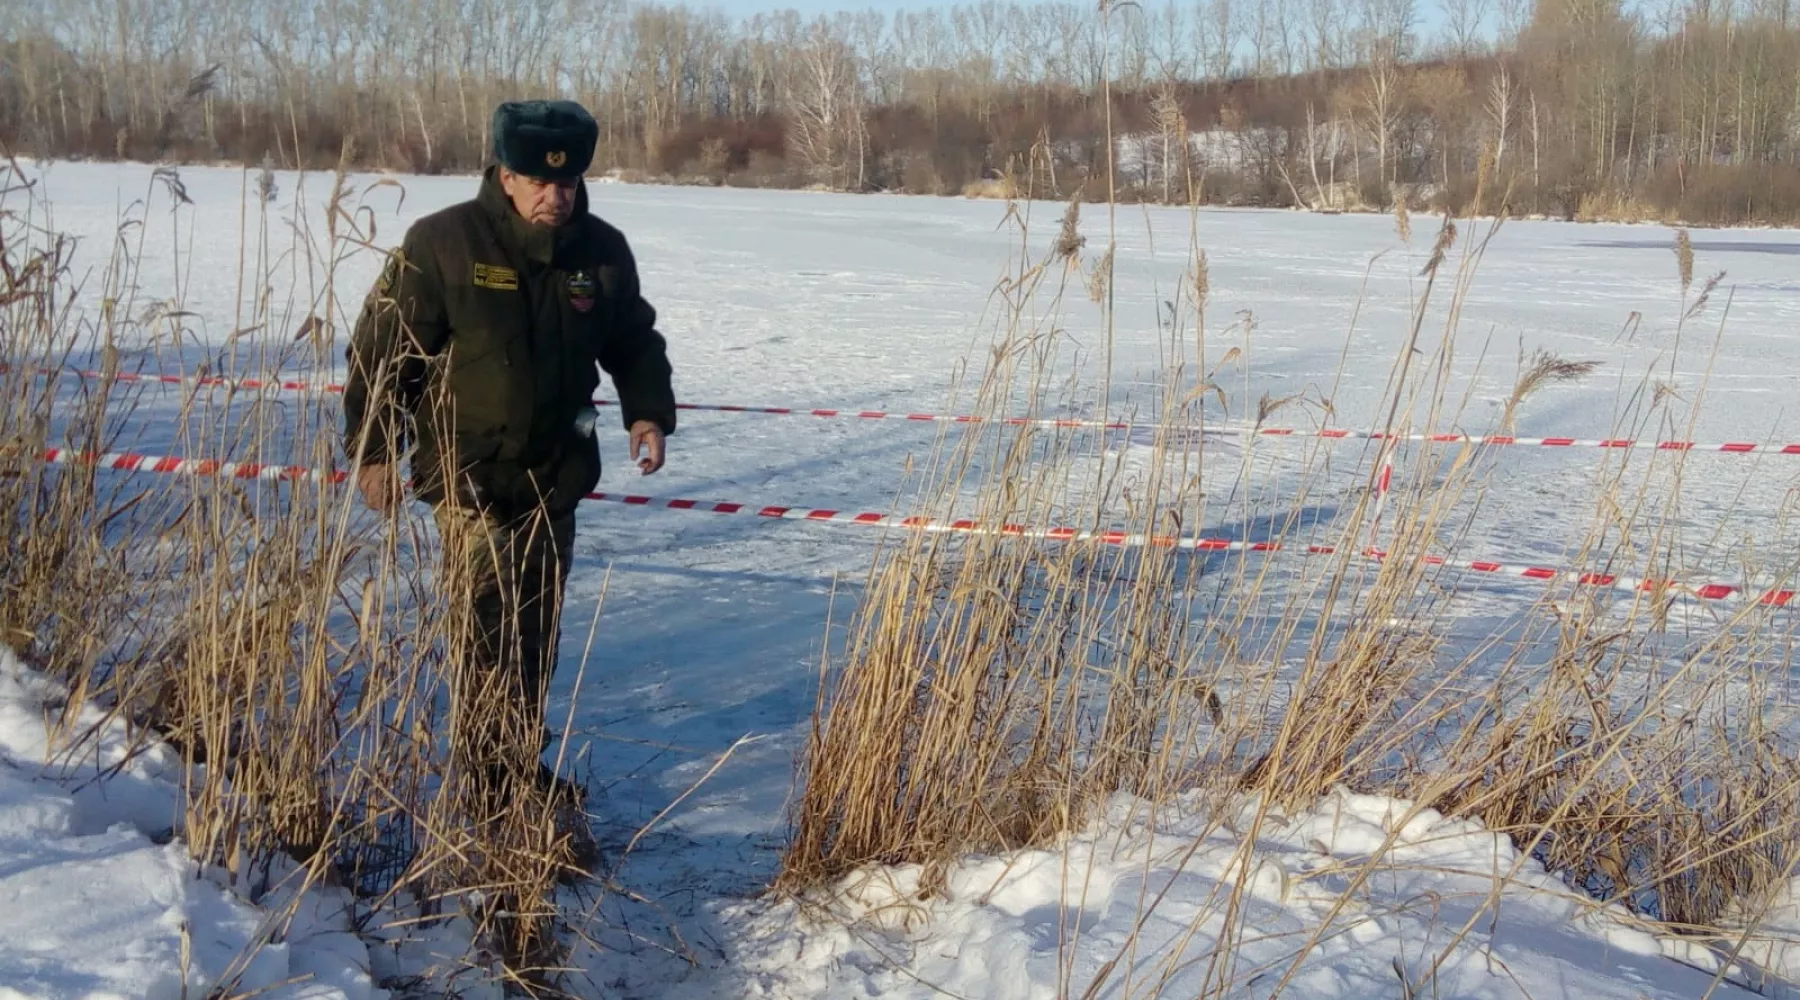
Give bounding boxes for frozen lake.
[12,158,1800,998]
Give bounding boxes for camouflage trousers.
[434,504,576,818]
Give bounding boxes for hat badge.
[546,150,567,168]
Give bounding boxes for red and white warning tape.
[22,363,1800,454]
[582,492,1795,605]
[1242,427,1800,454]
[35,445,1797,607]
[598,399,1131,430]
[41,445,346,484]
[42,366,349,395]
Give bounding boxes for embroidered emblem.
[472,262,519,291]
[566,270,597,312]
[546,150,568,169]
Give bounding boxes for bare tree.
[1297,100,1348,207]
[1496,0,1533,42]
[1440,0,1494,55]
[783,17,865,189]
[1149,85,1190,201]
[1147,0,1197,81]
[3,0,1799,225]
[1305,0,1348,68]
[1197,0,1243,78]
[1355,46,1407,195]
[1113,3,1153,88]
[1358,0,1420,61]
[1486,60,1516,170]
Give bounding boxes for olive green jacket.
[344,167,675,517]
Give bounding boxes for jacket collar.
[476,165,591,267]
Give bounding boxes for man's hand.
[355,463,402,512]
[629,420,666,476]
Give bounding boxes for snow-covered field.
[6,158,1800,998]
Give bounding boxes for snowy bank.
[0,647,382,1000]
[723,788,1783,999]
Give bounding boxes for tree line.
[4,0,1800,224]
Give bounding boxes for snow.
[0,647,379,1000]
[9,157,1800,998]
[721,788,1768,999]
[1720,881,1800,997]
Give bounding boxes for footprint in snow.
[1021,903,1102,952]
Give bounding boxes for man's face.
[500,168,578,227]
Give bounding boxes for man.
[343,99,675,872]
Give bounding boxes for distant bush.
[1576,187,1661,224]
[1358,176,1392,211]
[1429,173,1481,215]
[721,150,800,189]
[961,176,1018,200]
[900,156,948,196]
[653,117,787,180]
[1639,162,1800,227]
[1196,168,1286,207]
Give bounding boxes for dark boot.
[535,764,601,881]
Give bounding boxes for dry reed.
[0,156,597,994]
[778,170,1800,999]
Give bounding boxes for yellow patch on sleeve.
[473,262,519,291]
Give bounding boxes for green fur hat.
[491,100,597,180]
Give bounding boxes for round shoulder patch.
[375,253,401,294]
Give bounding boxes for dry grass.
[778,173,1800,995]
[963,176,1022,201]
[1576,188,1668,224]
[0,156,596,993]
